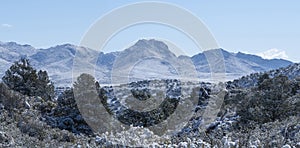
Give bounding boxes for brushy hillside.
[0,59,299,147]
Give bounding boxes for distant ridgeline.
[0,40,293,86]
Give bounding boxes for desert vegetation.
[0,58,299,147]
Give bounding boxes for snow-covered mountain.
[0,42,37,75]
[110,39,198,84]
[0,42,36,62]
[0,40,293,86]
[192,49,292,74]
[31,44,96,85]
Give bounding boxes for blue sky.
[1,0,299,62]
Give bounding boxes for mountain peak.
[0,41,33,48]
[134,39,168,50]
[123,39,176,58]
[135,39,149,47]
[3,41,18,46]
[51,43,77,49]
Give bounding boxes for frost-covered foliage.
[221,73,300,147]
[0,101,96,147]
[231,63,300,88]
[1,62,300,147]
[43,74,102,135]
[234,75,300,124]
[129,80,152,101]
[44,88,94,135]
[99,79,182,127]
[0,82,24,111]
[2,58,54,101]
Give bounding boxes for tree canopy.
[2,58,54,101]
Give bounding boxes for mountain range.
[0,39,293,86]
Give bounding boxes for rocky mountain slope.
[0,40,293,87]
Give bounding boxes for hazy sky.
[1,0,299,62]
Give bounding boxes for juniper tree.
[2,58,54,101]
[36,70,55,101]
[2,58,37,96]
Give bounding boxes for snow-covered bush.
[237,75,300,124]
[0,82,23,111]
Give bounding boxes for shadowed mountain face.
[0,39,293,86]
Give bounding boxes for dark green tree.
[2,58,54,101]
[49,73,98,135]
[2,58,37,96]
[257,73,270,87]
[36,70,55,101]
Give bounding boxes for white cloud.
[1,24,13,28]
[257,48,289,60]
